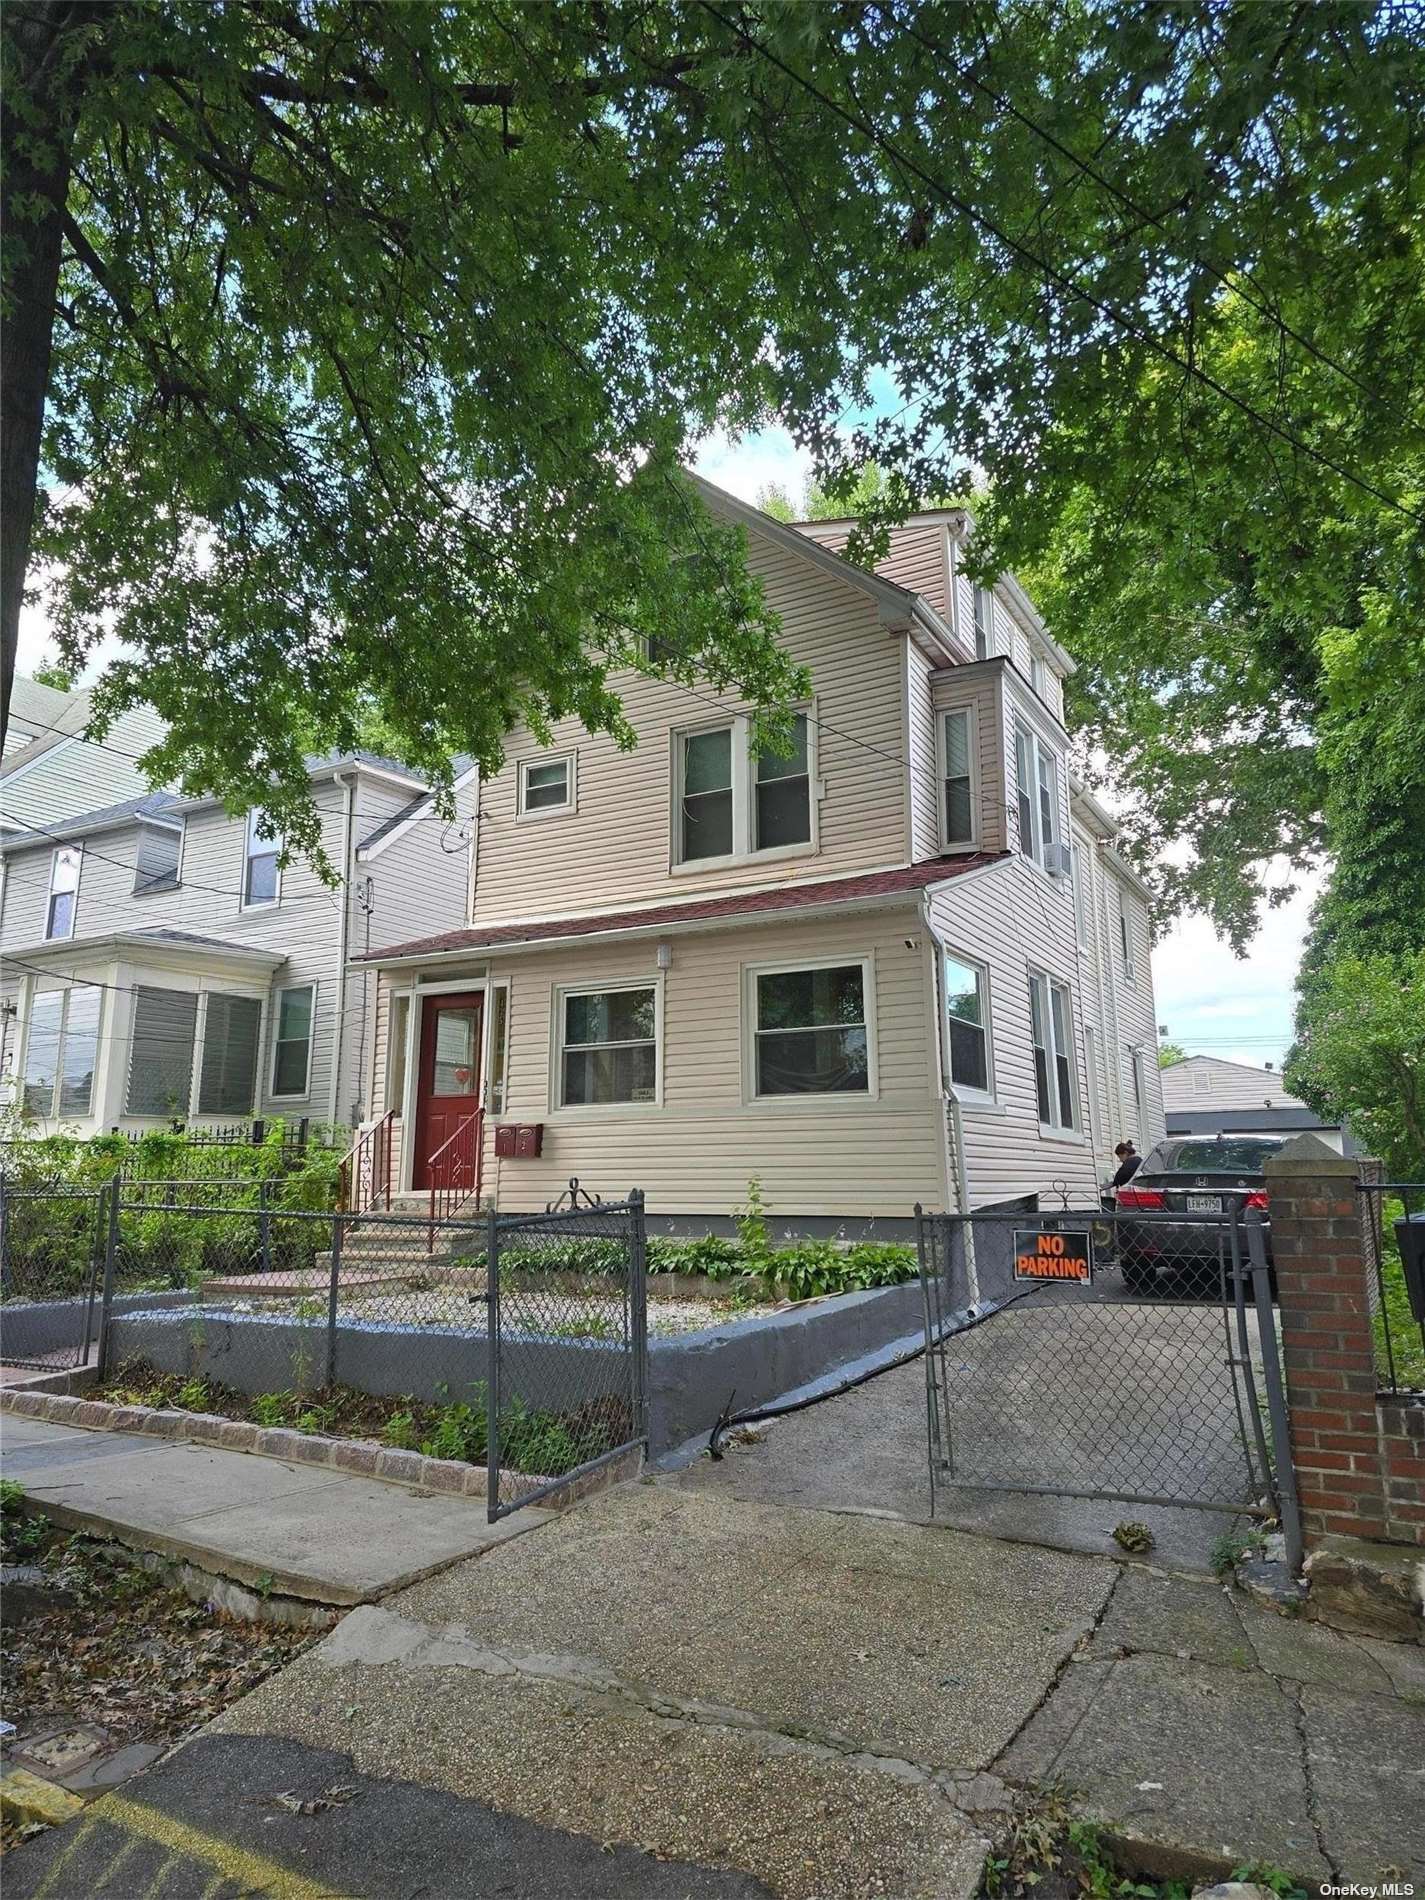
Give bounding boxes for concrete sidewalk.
[6,1468,1422,1895]
[0,1414,544,1606]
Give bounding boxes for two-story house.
[0,752,477,1137]
[353,478,1164,1223]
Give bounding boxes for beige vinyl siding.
[471,535,910,924]
[380,908,944,1216]
[905,642,940,859]
[927,857,1099,1208]
[1162,1056,1307,1117]
[929,663,1007,856]
[795,519,953,624]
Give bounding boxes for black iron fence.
[1358,1180,1425,1394]
[916,1201,1292,1539]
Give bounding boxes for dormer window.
[45,847,81,940]
[242,809,281,908]
[1030,654,1047,700]
[134,820,182,894]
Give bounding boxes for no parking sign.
[1013,1227,1093,1285]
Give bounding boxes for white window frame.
[1070,842,1090,949]
[484,980,511,1116]
[973,585,995,661]
[516,750,577,820]
[941,947,994,1103]
[21,983,103,1120]
[670,707,819,874]
[1028,967,1081,1137]
[1013,723,1062,873]
[133,819,184,895]
[550,977,663,1114]
[938,705,978,851]
[1029,654,1048,701]
[45,846,81,941]
[1117,889,1137,984]
[241,808,282,912]
[194,991,265,1117]
[269,982,316,1100]
[742,952,878,1108]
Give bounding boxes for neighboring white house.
[1,676,170,835]
[0,754,477,1136]
[1160,1054,1348,1152]
[353,479,1165,1227]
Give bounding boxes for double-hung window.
[941,707,975,847]
[973,585,995,660]
[1028,970,1079,1132]
[271,985,315,1098]
[22,985,100,1119]
[1118,891,1136,982]
[1070,843,1089,948]
[518,753,574,817]
[675,712,812,866]
[126,987,200,1117]
[197,994,263,1114]
[243,809,281,908]
[559,986,658,1106]
[943,953,991,1095]
[1013,725,1061,871]
[752,962,870,1098]
[134,821,182,894]
[46,846,80,940]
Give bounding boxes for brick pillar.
[1263,1138,1388,1546]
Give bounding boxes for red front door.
[413,993,483,1191]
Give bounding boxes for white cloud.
[692,426,813,508]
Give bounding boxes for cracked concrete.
[1001,1565,1425,1883]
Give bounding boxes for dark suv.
[1115,1135,1284,1294]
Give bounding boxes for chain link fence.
[488,1193,647,1519]
[0,1182,106,1369]
[917,1203,1285,1518]
[4,1175,649,1522]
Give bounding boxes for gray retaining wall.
[2,1289,193,1361]
[108,1278,926,1455]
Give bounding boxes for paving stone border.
[0,1385,490,1499]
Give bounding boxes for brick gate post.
[1262,1135,1389,1546]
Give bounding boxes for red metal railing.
[338,1109,396,1216]
[427,1106,484,1251]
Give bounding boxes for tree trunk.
[1,1,101,746]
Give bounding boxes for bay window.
[675,712,813,866]
[46,847,81,940]
[752,961,870,1098]
[197,994,263,1114]
[1029,970,1079,1132]
[943,953,991,1095]
[127,987,200,1117]
[559,986,658,1106]
[941,707,975,846]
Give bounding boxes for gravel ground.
[221,1285,769,1336]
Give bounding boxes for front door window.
[413,994,483,1191]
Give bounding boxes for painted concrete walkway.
[0,1414,543,1605]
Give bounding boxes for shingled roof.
[360,852,1005,963]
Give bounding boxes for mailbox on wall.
[493,1123,544,1159]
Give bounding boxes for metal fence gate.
[917,1201,1294,1532]
[487,1190,648,1522]
[0,1181,106,1370]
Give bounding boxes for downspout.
[329,769,357,1128]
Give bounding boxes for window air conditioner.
[1044,842,1073,877]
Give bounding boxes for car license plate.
[1186,1194,1222,1213]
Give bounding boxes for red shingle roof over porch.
[359,852,1006,965]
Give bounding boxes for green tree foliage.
[3,3,1421,892]
[1157,1042,1186,1070]
[1286,950,1425,1179]
[29,657,74,691]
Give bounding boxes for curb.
[0,1385,490,1500]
